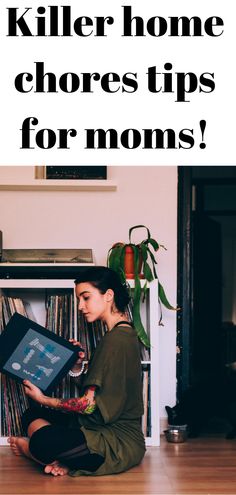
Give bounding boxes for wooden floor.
[1,435,236,494]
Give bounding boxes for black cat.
[165,373,236,439]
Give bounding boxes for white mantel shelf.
[0,179,117,192]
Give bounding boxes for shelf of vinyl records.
[0,277,160,447]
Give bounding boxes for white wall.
[0,165,178,418]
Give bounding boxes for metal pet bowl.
[164,425,188,443]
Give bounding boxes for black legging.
[22,407,104,472]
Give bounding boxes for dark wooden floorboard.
[1,436,236,494]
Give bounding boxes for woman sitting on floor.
[8,266,146,477]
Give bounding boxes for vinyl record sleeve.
[0,313,81,392]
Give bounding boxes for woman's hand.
[23,380,47,405]
[69,339,86,371]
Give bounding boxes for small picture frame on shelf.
[0,313,81,392]
[35,166,107,180]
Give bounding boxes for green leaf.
[107,246,121,271]
[131,245,150,347]
[133,319,150,347]
[107,246,126,283]
[143,261,153,282]
[129,224,151,244]
[140,244,153,281]
[159,244,167,251]
[132,245,141,276]
[146,247,158,266]
[119,246,126,283]
[158,282,176,310]
[139,243,148,263]
[146,248,158,279]
[146,238,160,251]
[132,279,150,347]
[142,280,148,302]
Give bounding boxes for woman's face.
[75,282,112,322]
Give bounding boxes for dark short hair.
[74,266,130,313]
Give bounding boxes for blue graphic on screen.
[3,328,73,390]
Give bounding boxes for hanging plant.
[107,225,176,347]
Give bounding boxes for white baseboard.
[160,417,168,434]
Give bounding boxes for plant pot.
[124,246,144,279]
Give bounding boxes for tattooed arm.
[23,380,97,415]
[56,386,96,414]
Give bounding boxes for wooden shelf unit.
[0,180,117,192]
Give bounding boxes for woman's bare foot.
[8,437,68,476]
[44,461,69,476]
[7,437,32,459]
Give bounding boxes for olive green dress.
[70,324,146,476]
